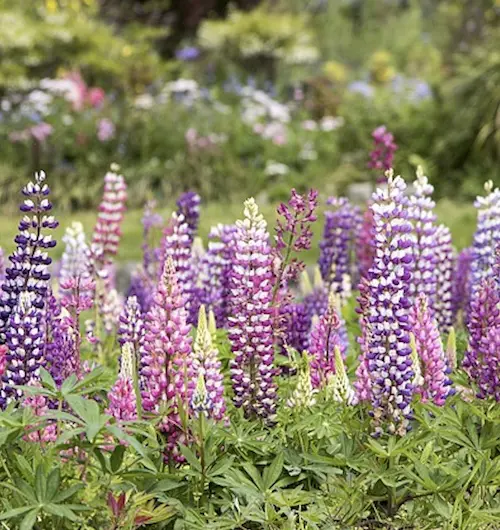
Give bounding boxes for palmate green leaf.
[178,444,202,472]
[20,509,38,530]
[242,462,264,491]
[110,444,126,473]
[39,367,58,391]
[52,483,85,503]
[45,468,61,502]
[34,464,46,502]
[44,503,79,521]
[0,506,34,521]
[263,453,284,489]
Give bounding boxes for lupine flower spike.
[107,342,138,422]
[228,198,277,422]
[328,346,357,405]
[191,305,226,421]
[368,126,398,182]
[365,171,414,437]
[410,294,453,406]
[287,351,317,409]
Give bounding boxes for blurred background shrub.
[0,0,498,210]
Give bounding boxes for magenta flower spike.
[354,278,373,403]
[308,293,344,389]
[107,343,138,422]
[228,198,277,422]
[140,256,193,412]
[368,126,398,182]
[410,294,453,406]
[91,167,127,268]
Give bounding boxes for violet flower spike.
[365,171,415,437]
[175,191,201,244]
[228,198,277,422]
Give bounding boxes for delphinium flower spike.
[175,191,201,245]
[365,171,415,437]
[190,305,226,421]
[107,342,138,422]
[318,197,358,291]
[470,180,500,297]
[463,278,500,399]
[0,171,57,343]
[410,294,453,406]
[228,198,277,422]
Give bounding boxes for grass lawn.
[0,198,477,264]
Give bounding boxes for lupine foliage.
[0,167,499,530]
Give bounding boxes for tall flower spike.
[191,306,226,421]
[354,278,373,402]
[446,327,457,371]
[408,167,438,309]
[328,346,357,405]
[433,225,455,332]
[365,171,415,437]
[118,296,144,356]
[107,342,138,422]
[287,351,317,409]
[318,197,358,291]
[228,198,277,422]
[470,180,500,298]
[198,224,237,327]
[451,248,473,325]
[308,293,345,389]
[176,191,201,244]
[410,294,453,406]
[356,207,375,281]
[368,126,398,182]
[0,171,57,342]
[463,278,500,399]
[91,167,127,267]
[0,292,45,406]
[59,221,90,287]
[160,212,197,324]
[142,199,163,276]
[140,257,193,413]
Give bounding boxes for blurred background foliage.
[0,0,498,210]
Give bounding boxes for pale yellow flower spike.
[410,332,424,388]
[446,327,457,371]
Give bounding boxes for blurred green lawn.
[0,198,476,264]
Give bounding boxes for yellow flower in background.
[369,50,396,84]
[122,45,133,57]
[322,61,348,83]
[46,0,58,12]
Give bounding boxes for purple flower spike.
[365,171,415,437]
[433,225,455,332]
[309,294,344,389]
[410,294,453,406]
[451,248,473,325]
[470,181,500,297]
[118,296,144,355]
[0,171,58,343]
[160,212,197,324]
[176,191,201,244]
[228,198,277,422]
[463,278,500,399]
[319,197,359,290]
[1,293,45,406]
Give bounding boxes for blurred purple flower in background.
[176,46,200,61]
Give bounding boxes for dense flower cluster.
[368,126,398,180]
[228,198,276,421]
[175,191,201,244]
[0,171,57,342]
[318,197,359,291]
[362,172,415,437]
[410,295,453,406]
[433,225,455,332]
